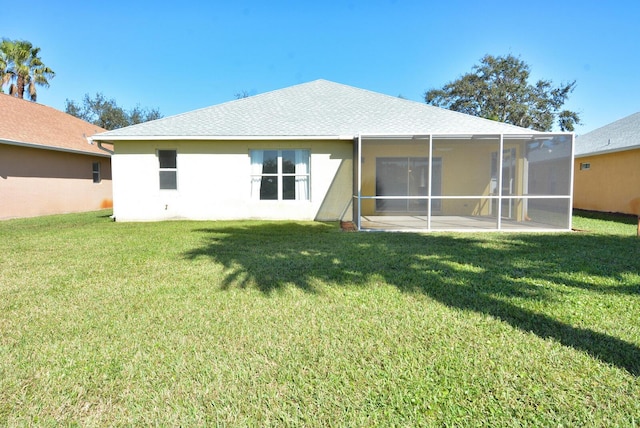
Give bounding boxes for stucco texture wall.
[359,139,501,217]
[111,140,353,222]
[0,144,113,219]
[573,148,640,215]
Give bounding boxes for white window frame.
[250,149,310,201]
[158,149,178,190]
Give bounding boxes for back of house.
[91,80,574,231]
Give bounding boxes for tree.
[424,54,580,131]
[0,39,55,101]
[234,90,251,99]
[65,93,162,130]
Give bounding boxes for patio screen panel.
[357,134,573,231]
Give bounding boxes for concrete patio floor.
[359,215,567,232]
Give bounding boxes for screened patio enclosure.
[355,133,574,231]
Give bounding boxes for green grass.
[1,210,639,426]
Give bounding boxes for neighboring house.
[0,94,112,220]
[91,79,573,231]
[574,112,640,215]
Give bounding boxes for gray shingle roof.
[575,112,640,157]
[94,79,535,140]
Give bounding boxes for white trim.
[357,133,362,231]
[359,195,572,200]
[427,134,433,230]
[569,133,575,231]
[92,135,357,142]
[90,132,568,143]
[497,134,504,230]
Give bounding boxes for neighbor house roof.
[575,112,640,157]
[93,79,535,141]
[0,93,108,156]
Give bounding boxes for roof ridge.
[94,79,539,139]
[117,79,331,131]
[0,92,106,130]
[307,80,534,132]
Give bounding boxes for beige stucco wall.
[574,149,640,215]
[360,139,502,217]
[0,144,113,220]
[111,140,353,222]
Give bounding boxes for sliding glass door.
[375,157,441,213]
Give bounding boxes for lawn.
[0,210,639,426]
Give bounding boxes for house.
[91,80,573,231]
[0,94,112,220]
[574,112,640,215]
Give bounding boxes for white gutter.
[90,134,358,142]
[90,132,560,143]
[86,135,114,155]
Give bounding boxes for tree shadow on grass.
[183,223,640,375]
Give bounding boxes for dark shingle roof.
[94,79,533,140]
[575,112,640,157]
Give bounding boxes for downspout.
[86,135,114,155]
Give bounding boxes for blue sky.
[2,0,639,134]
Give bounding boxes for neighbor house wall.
[111,140,353,221]
[0,144,113,219]
[574,148,640,215]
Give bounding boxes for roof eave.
[1,138,111,158]
[91,134,358,142]
[575,144,640,158]
[92,131,564,143]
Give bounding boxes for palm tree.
[0,43,11,92]
[0,39,55,102]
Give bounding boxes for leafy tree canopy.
[1,38,55,101]
[65,93,162,130]
[425,54,580,131]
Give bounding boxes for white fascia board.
[359,132,560,140]
[91,134,357,142]
[0,138,111,158]
[92,132,571,143]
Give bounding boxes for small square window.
[92,162,101,183]
[159,150,177,169]
[580,162,591,171]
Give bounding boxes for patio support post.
[427,134,433,230]
[497,134,504,230]
[357,133,362,231]
[569,133,576,231]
